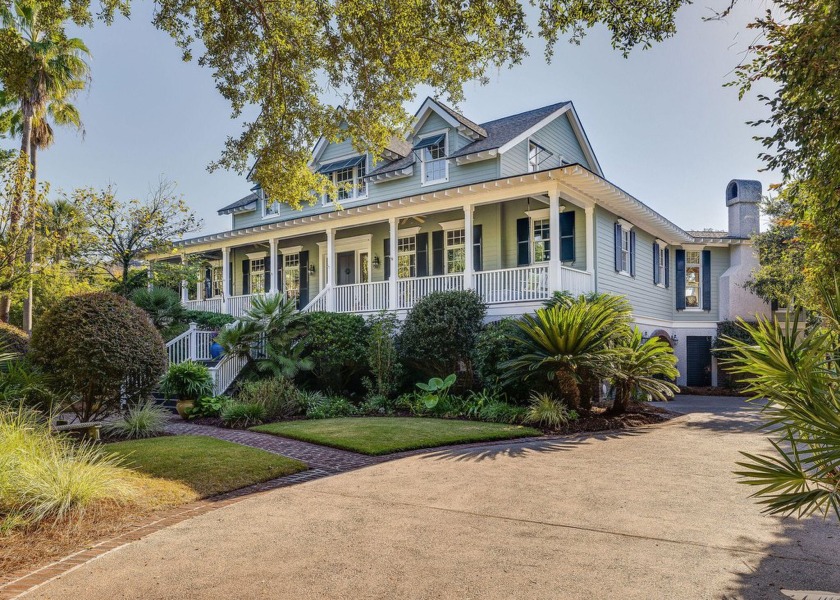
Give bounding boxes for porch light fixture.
[308,264,316,275]
[372,255,381,269]
[671,333,678,343]
[642,331,650,341]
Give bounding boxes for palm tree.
[0,1,90,325]
[503,294,632,410]
[610,328,679,414]
[38,197,87,263]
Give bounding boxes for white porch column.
[585,205,595,274]
[180,254,189,303]
[146,261,154,291]
[388,217,398,310]
[463,205,475,289]
[326,228,336,311]
[268,238,278,294]
[548,190,561,292]
[221,247,230,314]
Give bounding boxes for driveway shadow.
[727,516,840,599]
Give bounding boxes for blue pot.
[209,342,224,360]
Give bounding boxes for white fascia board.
[497,105,572,155]
[309,136,329,167]
[412,97,461,136]
[565,105,604,177]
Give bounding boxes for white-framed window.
[657,245,666,287]
[324,157,368,204]
[420,134,448,184]
[533,218,551,263]
[528,141,549,173]
[684,250,702,309]
[212,266,224,297]
[397,236,416,278]
[445,228,466,274]
[250,258,266,293]
[621,228,631,273]
[360,252,369,283]
[264,198,282,218]
[283,253,301,303]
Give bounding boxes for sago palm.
[503,294,632,409]
[610,328,679,414]
[721,276,840,520]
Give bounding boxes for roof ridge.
[479,101,570,128]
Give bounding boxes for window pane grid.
[445,228,466,273]
[684,251,701,308]
[283,253,301,303]
[422,138,447,182]
[533,218,551,263]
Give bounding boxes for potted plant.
[160,361,215,419]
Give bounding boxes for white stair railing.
[209,353,248,395]
[301,285,330,313]
[166,323,219,364]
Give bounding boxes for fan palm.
[721,275,840,520]
[503,294,632,410]
[610,328,679,414]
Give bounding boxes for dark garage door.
[686,336,712,387]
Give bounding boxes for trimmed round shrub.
[398,290,486,380]
[30,292,167,421]
[0,322,29,355]
[472,318,532,403]
[300,312,369,394]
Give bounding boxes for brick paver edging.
[0,412,684,599]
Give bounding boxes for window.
[621,228,631,273]
[397,236,416,278]
[684,250,701,308]
[283,254,301,303]
[533,218,551,263]
[264,198,282,217]
[250,258,265,293]
[445,229,466,273]
[528,141,549,172]
[324,157,368,203]
[334,166,354,201]
[360,252,369,283]
[212,266,224,297]
[420,135,447,184]
[657,245,666,287]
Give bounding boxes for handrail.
[302,285,331,313]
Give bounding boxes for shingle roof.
[367,101,570,178]
[686,229,730,239]
[436,100,488,138]
[218,192,258,215]
[384,136,412,158]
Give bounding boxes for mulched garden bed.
[678,386,749,397]
[556,402,676,435]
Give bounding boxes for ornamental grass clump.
[104,401,169,440]
[524,392,578,429]
[0,408,133,529]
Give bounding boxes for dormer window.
[318,155,368,203]
[415,133,448,185]
[528,141,551,172]
[264,198,282,217]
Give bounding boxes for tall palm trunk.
[22,141,37,332]
[0,104,33,323]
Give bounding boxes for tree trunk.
[22,143,37,333]
[610,384,631,415]
[555,368,580,410]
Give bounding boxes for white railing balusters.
[209,353,248,395]
[334,281,389,313]
[183,297,223,313]
[560,266,594,296]
[301,285,330,313]
[396,273,463,309]
[474,265,550,304]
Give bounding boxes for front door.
[686,336,712,387]
[337,251,355,285]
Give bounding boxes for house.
[153,98,770,387]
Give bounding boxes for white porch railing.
[209,352,248,395]
[302,285,330,313]
[474,265,550,304]
[183,297,223,313]
[228,294,254,317]
[561,266,593,296]
[335,281,389,313]
[397,273,463,309]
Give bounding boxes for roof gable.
[412,97,487,141]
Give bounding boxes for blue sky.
[1,1,776,235]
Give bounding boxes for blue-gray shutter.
[383,238,390,279]
[473,224,483,271]
[416,232,429,277]
[653,242,660,285]
[298,251,309,309]
[664,249,670,288]
[516,218,530,266]
[614,223,622,272]
[277,252,283,294]
[675,249,686,310]
[432,231,445,275]
[559,212,575,262]
[241,259,250,295]
[702,250,712,311]
[228,262,233,295]
[264,261,271,293]
[204,267,212,299]
[629,231,636,277]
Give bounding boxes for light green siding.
[500,114,590,176]
[499,198,586,271]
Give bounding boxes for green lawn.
[251,418,541,456]
[105,435,307,497]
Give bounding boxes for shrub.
[305,395,359,419]
[237,377,302,420]
[0,322,28,356]
[183,310,236,330]
[524,393,578,429]
[0,408,131,528]
[189,395,232,419]
[472,318,531,402]
[130,287,185,329]
[104,401,169,439]
[364,312,402,398]
[398,290,486,380]
[300,312,369,393]
[221,402,267,428]
[0,359,58,414]
[30,292,168,422]
[359,393,395,415]
[160,361,215,401]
